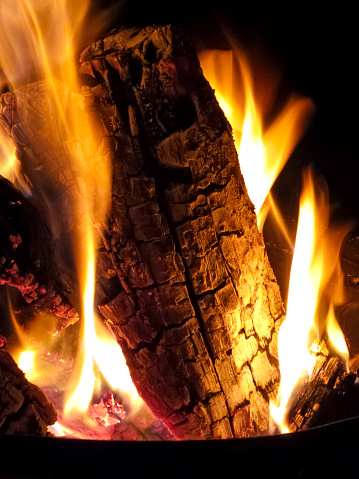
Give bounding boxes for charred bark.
[285,342,359,431]
[0,176,77,331]
[0,348,56,435]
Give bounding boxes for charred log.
[0,24,286,440]
[284,342,359,431]
[78,25,285,439]
[0,176,78,331]
[0,348,56,435]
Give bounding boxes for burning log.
[78,25,285,439]
[1,18,358,440]
[267,228,359,432]
[284,343,359,432]
[0,347,56,435]
[0,175,78,331]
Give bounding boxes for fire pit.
[1,0,359,459]
[1,416,359,478]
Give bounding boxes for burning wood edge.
[0,348,56,435]
[0,24,285,439]
[265,228,359,433]
[276,341,359,432]
[0,176,78,331]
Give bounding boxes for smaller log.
[0,348,56,435]
[286,341,359,431]
[0,176,78,331]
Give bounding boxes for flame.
[18,350,36,379]
[199,48,313,226]
[0,131,31,195]
[327,305,349,365]
[270,168,350,432]
[1,5,351,438]
[65,230,141,417]
[200,45,349,435]
[0,0,140,430]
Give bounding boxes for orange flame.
[0,0,140,430]
[0,132,31,195]
[270,168,350,432]
[200,45,350,435]
[199,47,313,227]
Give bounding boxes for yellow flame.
[0,132,31,195]
[200,46,349,435]
[18,350,36,379]
[64,225,97,415]
[270,169,349,432]
[93,318,140,404]
[327,305,349,366]
[1,0,139,424]
[199,48,313,225]
[64,225,140,417]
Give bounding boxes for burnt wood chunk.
[0,176,78,331]
[285,342,359,431]
[0,349,56,435]
[80,25,285,439]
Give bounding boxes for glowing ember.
[89,391,126,427]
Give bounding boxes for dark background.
[87,0,359,222]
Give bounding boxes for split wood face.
[0,25,285,439]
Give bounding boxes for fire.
[269,168,350,432]
[18,350,36,379]
[0,132,31,196]
[0,3,352,438]
[65,235,140,416]
[0,0,140,434]
[199,47,313,227]
[327,305,350,363]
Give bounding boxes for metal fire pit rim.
[1,415,358,478]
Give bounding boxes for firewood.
[0,348,56,435]
[0,176,78,331]
[284,342,359,431]
[0,25,285,439]
[284,232,359,431]
[264,225,359,432]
